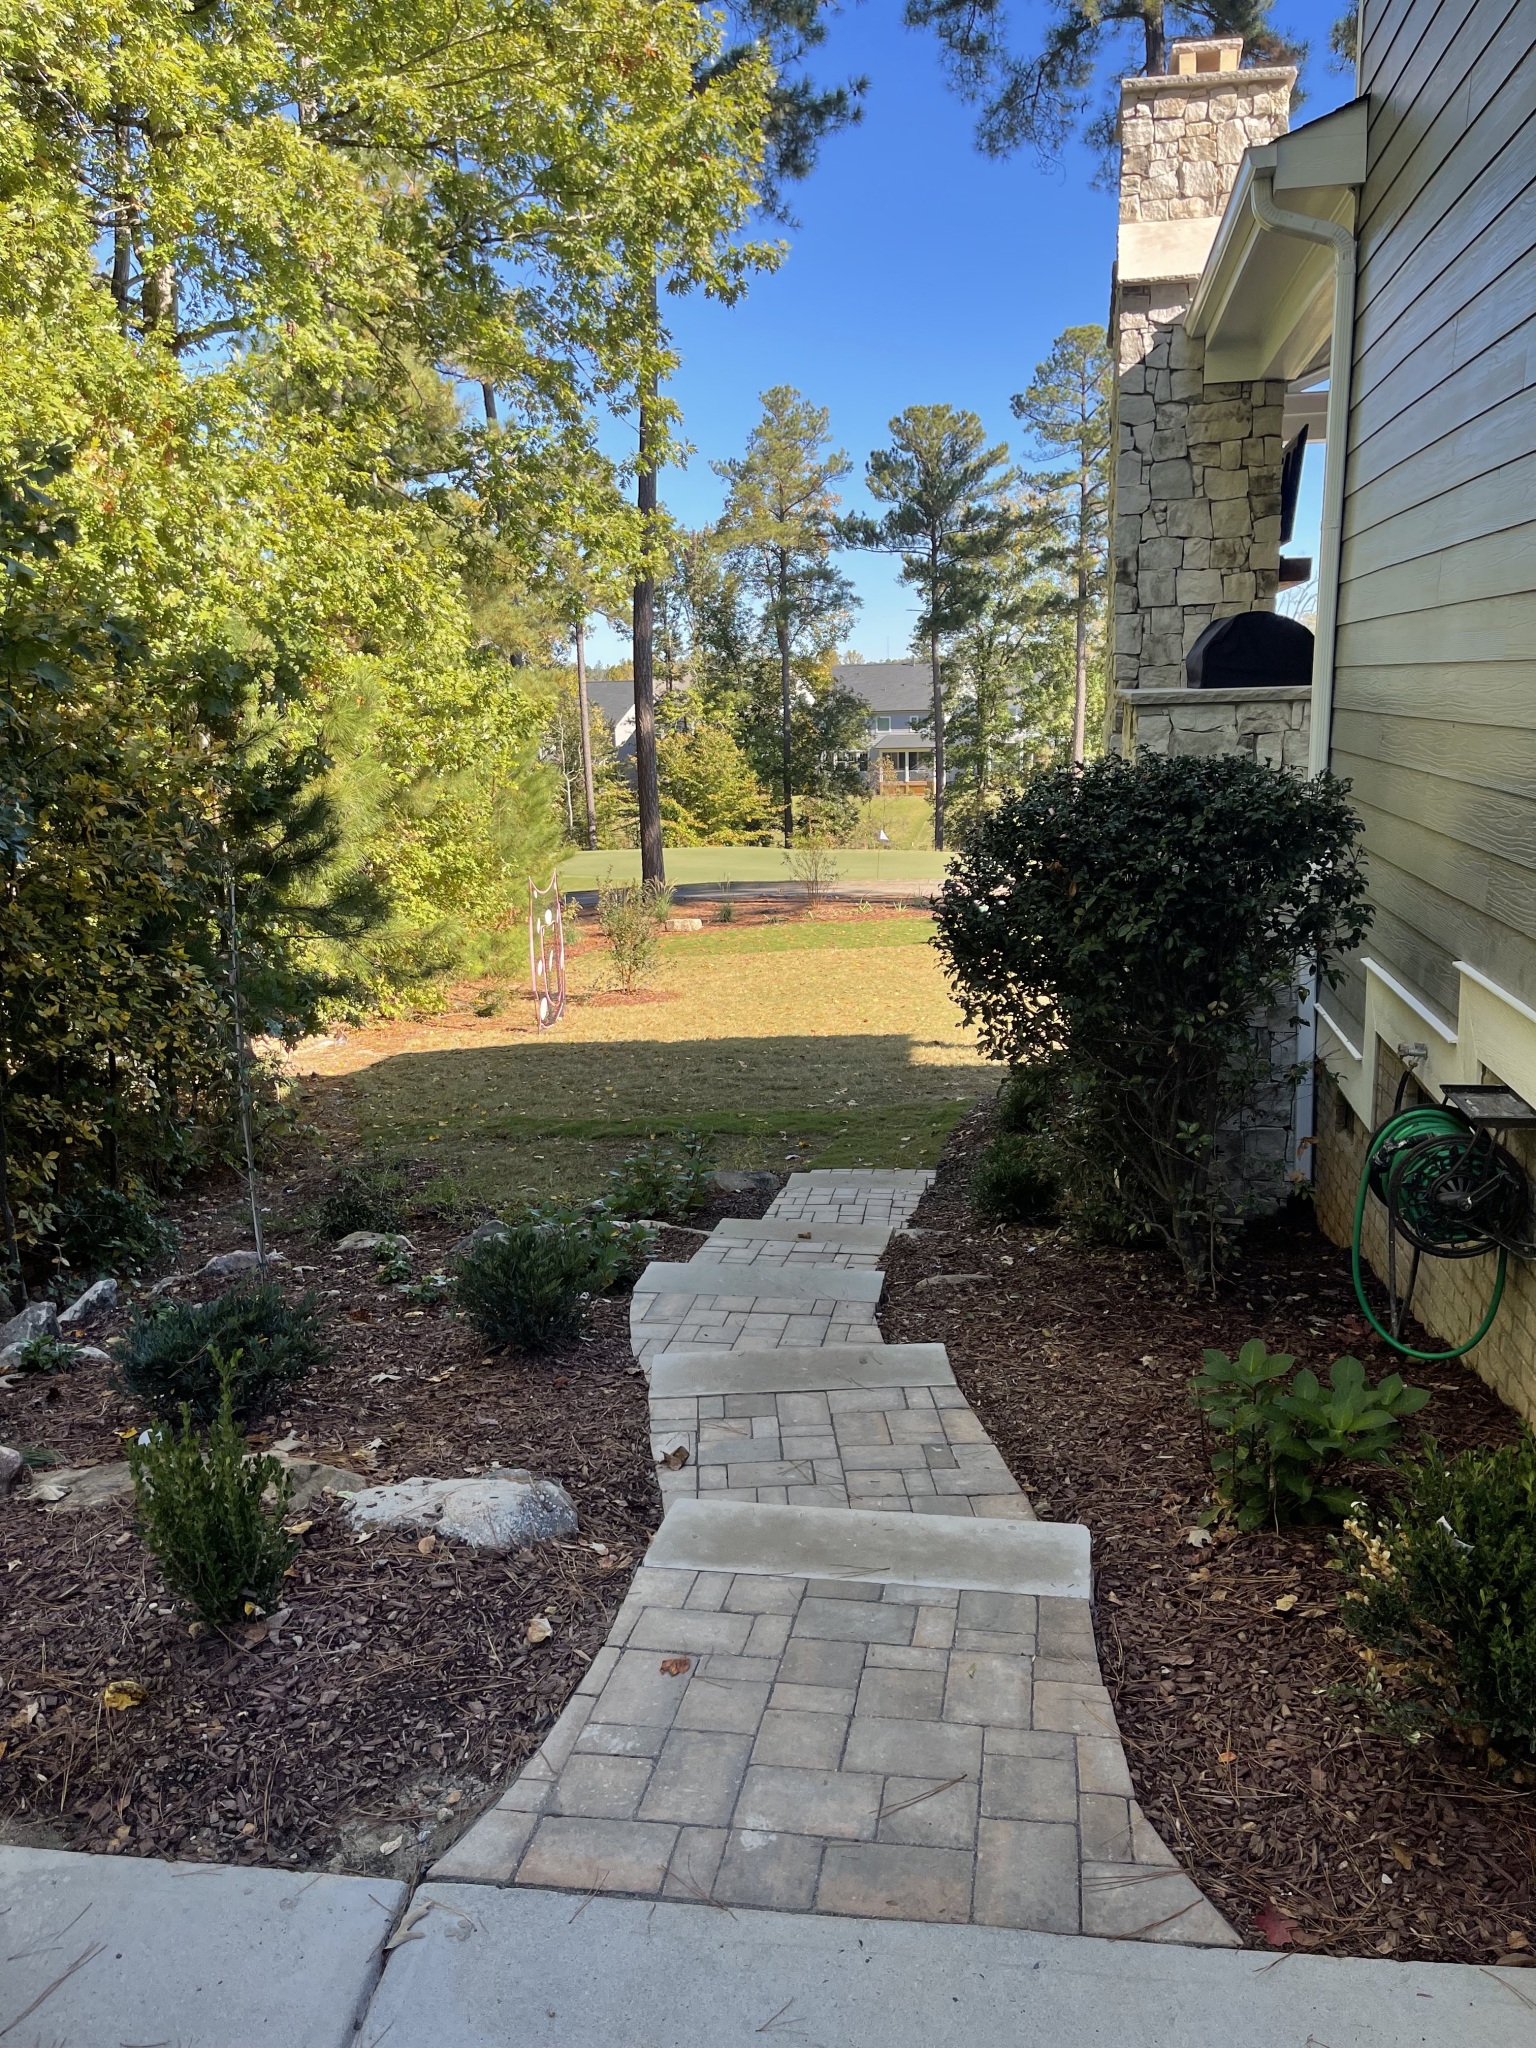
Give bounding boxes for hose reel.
[1352,1088,1533,1361]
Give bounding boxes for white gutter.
[1248,170,1358,778]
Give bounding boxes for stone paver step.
[649,1342,954,1399]
[710,1216,895,1251]
[646,1500,1080,1595]
[362,1886,1535,2048]
[635,1259,886,1303]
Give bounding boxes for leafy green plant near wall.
[1192,1340,1429,1533]
[1341,1432,1536,1764]
[935,755,1371,1283]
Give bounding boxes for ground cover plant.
[606,1133,714,1221]
[879,1107,1534,1965]
[935,755,1370,1283]
[455,1207,650,1351]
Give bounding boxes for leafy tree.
[848,408,1017,849]
[1011,326,1112,767]
[658,721,772,844]
[905,0,1300,164]
[715,387,857,845]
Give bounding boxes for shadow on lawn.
[292,1033,995,1204]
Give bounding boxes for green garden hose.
[1351,1103,1510,1361]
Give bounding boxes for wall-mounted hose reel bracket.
[1351,1086,1536,1362]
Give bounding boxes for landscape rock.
[276,1457,370,1515]
[344,1469,577,1551]
[915,1271,989,1290]
[28,1461,135,1512]
[666,917,704,931]
[335,1231,415,1254]
[201,1249,285,1277]
[73,1345,116,1366]
[0,1301,60,1351]
[0,1446,23,1495]
[706,1170,779,1200]
[448,1218,510,1263]
[60,1276,117,1326]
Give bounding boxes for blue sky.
[587,0,1355,665]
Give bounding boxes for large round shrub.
[935,754,1369,1280]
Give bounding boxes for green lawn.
[553,846,948,892]
[290,912,995,1210]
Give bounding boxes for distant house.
[583,675,686,770]
[831,662,937,792]
[1103,20,1536,1417]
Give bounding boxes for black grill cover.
[1185,611,1314,689]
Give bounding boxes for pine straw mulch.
[0,1192,722,1880]
[880,1109,1536,1967]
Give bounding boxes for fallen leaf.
[1185,1527,1212,1549]
[659,1656,691,1677]
[659,1445,690,1470]
[379,1835,404,1855]
[526,1616,553,1643]
[283,1519,314,1537]
[1218,1749,1238,1764]
[1273,1593,1299,1613]
[1253,1903,1300,1948]
[1506,1931,1530,1950]
[418,1534,437,1556]
[1390,1842,1414,1870]
[101,1679,148,1711]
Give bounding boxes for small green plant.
[716,898,736,924]
[12,1332,77,1375]
[971,1133,1060,1223]
[312,1163,407,1242]
[118,1280,326,1422]
[456,1213,629,1352]
[404,1270,452,1307]
[375,1241,413,1285]
[1340,1432,1536,1762]
[994,1065,1058,1136]
[127,1360,299,1627]
[598,885,660,991]
[606,1133,714,1222]
[1192,1341,1429,1532]
[787,834,842,910]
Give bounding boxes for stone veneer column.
[1107,40,1297,742]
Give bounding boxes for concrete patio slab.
[635,1259,886,1303]
[0,1845,405,2048]
[644,1499,1089,1596]
[360,1885,1534,2048]
[650,1343,955,1399]
[711,1216,896,1250]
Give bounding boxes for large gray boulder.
[448,1218,510,1264]
[0,1446,23,1496]
[201,1248,285,1277]
[343,1469,577,1552]
[0,1301,59,1352]
[60,1276,117,1327]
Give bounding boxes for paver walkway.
[438,1171,1235,1945]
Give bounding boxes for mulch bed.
[881,1108,1536,1966]
[0,1189,708,1879]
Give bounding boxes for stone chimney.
[1107,40,1298,741]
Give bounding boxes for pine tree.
[848,408,1017,849]
[1011,326,1112,767]
[715,389,857,847]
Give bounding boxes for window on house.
[881,750,934,784]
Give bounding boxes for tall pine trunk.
[575,619,598,852]
[929,538,946,849]
[777,599,794,849]
[632,276,664,887]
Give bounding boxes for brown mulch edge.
[880,1108,1536,1966]
[0,1196,691,1880]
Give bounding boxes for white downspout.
[1249,170,1358,778]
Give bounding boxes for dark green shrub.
[456,1217,620,1352]
[971,1133,1060,1223]
[935,755,1371,1282]
[1192,1340,1429,1533]
[1341,1433,1536,1761]
[607,1134,713,1222]
[994,1066,1058,1136]
[312,1163,407,1241]
[127,1363,299,1626]
[118,1280,326,1422]
[50,1185,178,1281]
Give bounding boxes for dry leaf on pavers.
[526,1616,553,1643]
[659,1657,691,1677]
[101,1680,148,1710]
[658,1445,690,1469]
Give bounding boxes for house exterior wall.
[1107,51,1296,733]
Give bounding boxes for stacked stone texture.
[1109,62,1296,708]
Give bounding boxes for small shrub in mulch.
[455,1208,650,1352]
[606,1133,713,1223]
[311,1163,408,1242]
[971,1132,1060,1224]
[1342,1431,1536,1765]
[127,1366,299,1626]
[118,1281,326,1421]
